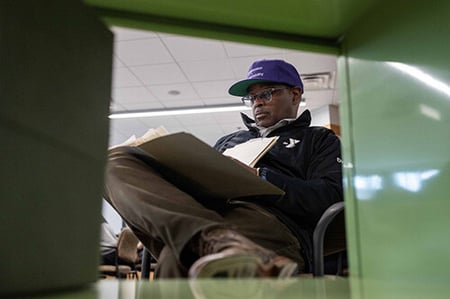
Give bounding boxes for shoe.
[188,228,298,278]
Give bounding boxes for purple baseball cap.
[228,59,303,96]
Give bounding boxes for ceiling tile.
[113,54,124,68]
[202,97,244,106]
[131,63,188,85]
[192,80,235,99]
[113,67,142,88]
[119,101,165,111]
[163,36,227,61]
[109,101,125,112]
[115,38,174,66]
[163,99,205,108]
[148,83,198,102]
[111,26,158,41]
[224,41,285,57]
[284,52,337,74]
[180,59,235,82]
[113,86,157,103]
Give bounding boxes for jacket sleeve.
[260,130,343,226]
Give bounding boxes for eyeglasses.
[241,86,291,107]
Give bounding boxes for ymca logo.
[283,138,300,148]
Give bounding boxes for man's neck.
[256,117,297,137]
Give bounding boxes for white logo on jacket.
[283,138,300,148]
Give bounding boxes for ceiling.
[87,0,378,53]
[109,26,339,146]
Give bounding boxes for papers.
[109,126,169,149]
[223,136,279,167]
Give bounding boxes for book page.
[109,126,169,149]
[134,126,169,145]
[222,136,279,167]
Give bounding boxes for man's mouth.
[255,111,268,120]
[254,109,268,118]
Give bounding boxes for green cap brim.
[228,79,274,96]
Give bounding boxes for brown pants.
[103,147,302,277]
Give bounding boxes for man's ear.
[291,87,302,105]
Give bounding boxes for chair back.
[117,228,139,264]
[323,210,346,256]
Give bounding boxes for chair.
[140,249,158,280]
[99,227,140,279]
[312,201,346,277]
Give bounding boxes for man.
[99,218,119,266]
[104,59,343,278]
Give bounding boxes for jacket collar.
[240,109,312,133]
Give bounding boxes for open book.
[114,127,284,201]
[222,136,279,167]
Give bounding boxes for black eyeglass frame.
[241,86,291,107]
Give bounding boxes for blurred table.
[23,276,450,299]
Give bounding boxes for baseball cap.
[228,59,303,96]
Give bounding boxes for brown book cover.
[137,132,284,201]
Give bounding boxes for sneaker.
[188,228,298,278]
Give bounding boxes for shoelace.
[201,230,275,263]
[202,231,242,255]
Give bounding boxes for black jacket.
[214,110,343,268]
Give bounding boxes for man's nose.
[252,96,265,106]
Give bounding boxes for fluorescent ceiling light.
[110,100,305,120]
[109,105,251,119]
[386,62,450,97]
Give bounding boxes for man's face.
[247,83,302,127]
